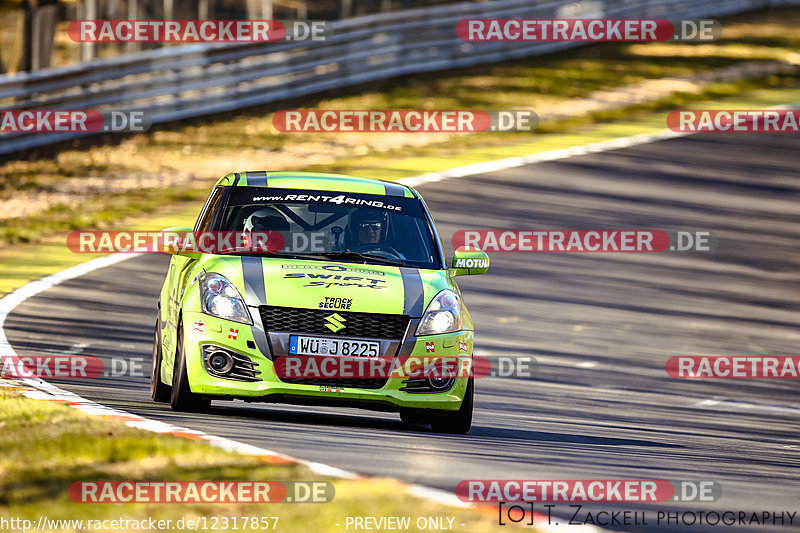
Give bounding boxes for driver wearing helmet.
[346,210,388,248]
[241,207,289,251]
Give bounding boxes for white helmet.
[243,207,288,233]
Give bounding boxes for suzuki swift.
[151,171,489,433]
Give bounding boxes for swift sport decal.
[283,272,386,289]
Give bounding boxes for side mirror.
[156,226,201,258]
[449,246,489,276]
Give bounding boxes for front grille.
[259,306,410,339]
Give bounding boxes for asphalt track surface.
[6,132,800,532]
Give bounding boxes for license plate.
[289,336,380,357]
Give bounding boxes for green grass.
[0,187,208,245]
[0,200,203,294]
[0,387,507,532]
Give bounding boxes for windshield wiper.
[314,251,406,266]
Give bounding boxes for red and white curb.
[0,255,360,478]
[0,377,335,471]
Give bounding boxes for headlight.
[415,289,462,336]
[199,273,252,325]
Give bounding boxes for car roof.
[214,171,417,198]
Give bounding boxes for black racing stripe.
[250,321,273,359]
[400,267,425,317]
[382,181,406,197]
[397,322,420,355]
[232,173,241,186]
[241,256,266,305]
[246,171,268,187]
[240,255,272,358]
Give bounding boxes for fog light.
[428,375,454,390]
[208,350,234,374]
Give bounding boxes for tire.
[150,318,172,403]
[170,320,211,412]
[400,409,434,426]
[431,376,473,434]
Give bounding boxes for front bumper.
[181,310,474,411]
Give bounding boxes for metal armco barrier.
[1,0,798,155]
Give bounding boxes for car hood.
[201,256,450,317]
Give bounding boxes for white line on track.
[693,398,800,415]
[64,341,89,355]
[476,351,599,370]
[398,130,689,188]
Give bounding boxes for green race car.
[151,171,489,433]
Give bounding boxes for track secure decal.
[319,297,353,310]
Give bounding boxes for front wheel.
[150,318,171,403]
[431,377,473,434]
[170,320,211,412]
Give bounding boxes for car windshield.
[215,187,441,269]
